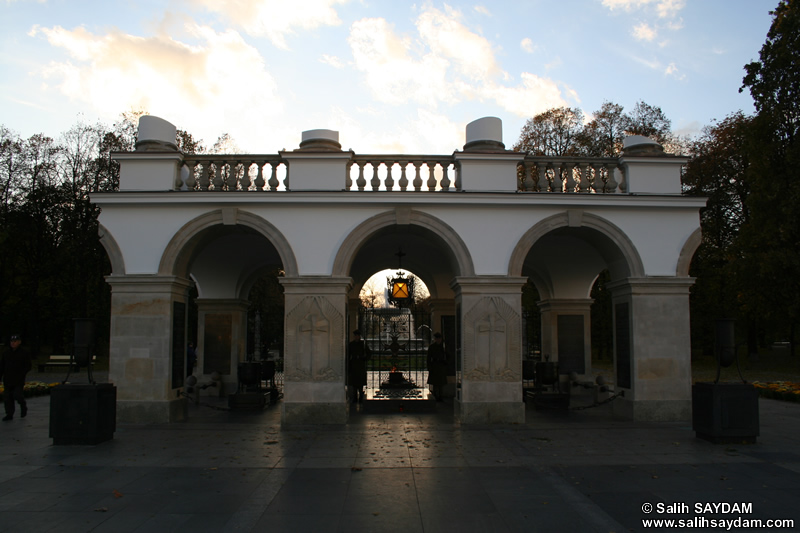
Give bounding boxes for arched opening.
[338,211,470,412]
[160,215,291,405]
[513,213,643,404]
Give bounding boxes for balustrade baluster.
[454,161,461,190]
[603,164,618,193]
[185,162,197,190]
[228,161,240,190]
[266,162,277,191]
[590,163,600,193]
[615,164,626,193]
[254,162,265,190]
[371,163,381,191]
[385,161,394,191]
[537,163,550,192]
[346,162,353,190]
[440,162,450,191]
[564,162,577,192]
[426,162,436,191]
[413,162,423,191]
[199,163,210,190]
[577,163,589,193]
[522,162,534,191]
[356,162,366,191]
[241,161,252,190]
[399,162,409,191]
[211,163,222,190]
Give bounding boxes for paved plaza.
[1,379,799,532]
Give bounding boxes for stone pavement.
[1,383,799,532]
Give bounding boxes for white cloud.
[347,7,572,118]
[601,0,684,18]
[348,17,454,107]
[483,72,571,117]
[520,37,537,54]
[320,54,345,68]
[474,5,491,16]
[31,23,283,151]
[415,5,500,82]
[664,61,685,80]
[193,0,348,49]
[656,0,685,18]
[632,22,657,41]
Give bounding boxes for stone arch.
[676,227,702,277]
[158,208,298,277]
[332,208,475,278]
[508,211,645,279]
[98,224,126,275]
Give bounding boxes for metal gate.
[358,305,432,391]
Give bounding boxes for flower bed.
[751,381,800,402]
[0,381,59,401]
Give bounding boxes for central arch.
[333,208,475,280]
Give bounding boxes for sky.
[0,0,779,154]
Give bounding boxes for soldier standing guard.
[427,332,447,401]
[348,330,371,403]
[1,335,32,421]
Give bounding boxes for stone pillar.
[607,277,695,421]
[279,276,352,425]
[195,299,250,396]
[538,299,593,379]
[106,275,193,423]
[451,276,527,424]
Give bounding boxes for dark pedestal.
[692,382,759,444]
[49,383,116,445]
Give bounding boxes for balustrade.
[518,156,623,194]
[181,155,286,191]
[179,153,624,194]
[347,156,459,192]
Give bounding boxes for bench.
[38,355,97,372]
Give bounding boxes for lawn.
[593,347,800,402]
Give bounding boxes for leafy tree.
[682,112,755,355]
[622,101,673,145]
[737,0,800,354]
[513,107,585,156]
[578,101,627,157]
[514,101,680,158]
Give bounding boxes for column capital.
[279,276,353,294]
[606,276,696,295]
[450,276,528,296]
[195,298,250,311]
[105,275,193,295]
[537,298,594,313]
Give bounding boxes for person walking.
[427,332,447,401]
[348,330,371,403]
[1,335,32,421]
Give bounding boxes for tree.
[622,100,673,145]
[513,107,586,156]
[514,101,681,158]
[682,112,755,355]
[736,0,800,354]
[578,101,627,157]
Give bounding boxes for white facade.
[94,116,704,425]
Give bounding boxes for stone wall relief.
[285,296,343,381]
[462,297,520,381]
